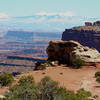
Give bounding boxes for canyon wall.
[62,21,100,52]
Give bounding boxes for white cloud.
[0,13,9,19]
[35,11,75,17]
[19,11,76,24]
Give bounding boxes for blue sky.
[0,0,100,17]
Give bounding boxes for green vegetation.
[35,61,52,70]
[44,61,52,67]
[35,64,46,70]
[95,71,100,83]
[95,71,100,78]
[72,58,85,68]
[0,98,7,100]
[3,75,92,100]
[5,75,37,100]
[76,88,92,100]
[0,73,14,86]
[96,77,100,83]
[38,76,59,100]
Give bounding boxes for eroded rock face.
[46,40,100,64]
[62,23,100,52]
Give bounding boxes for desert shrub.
[4,76,92,100]
[76,88,92,99]
[57,87,92,100]
[35,61,52,70]
[72,58,85,68]
[56,87,78,100]
[35,64,46,70]
[38,64,46,70]
[44,61,52,67]
[18,75,34,84]
[5,75,38,100]
[37,76,92,100]
[0,98,10,100]
[35,61,51,70]
[95,71,100,78]
[0,73,14,86]
[0,99,5,100]
[38,76,59,100]
[95,71,100,83]
[96,77,100,83]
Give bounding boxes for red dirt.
[0,66,100,97]
[26,66,100,96]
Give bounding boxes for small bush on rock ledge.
[38,64,46,70]
[95,71,100,83]
[34,61,52,70]
[96,77,100,83]
[95,71,100,78]
[72,58,85,69]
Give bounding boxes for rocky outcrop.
[93,20,100,26]
[85,22,93,26]
[85,20,100,26]
[46,40,100,64]
[62,21,100,52]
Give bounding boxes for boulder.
[46,40,100,65]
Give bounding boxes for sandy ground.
[0,66,100,97]
[26,66,100,96]
[0,87,9,95]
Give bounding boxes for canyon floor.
[0,66,100,98]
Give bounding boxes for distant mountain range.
[0,14,100,35]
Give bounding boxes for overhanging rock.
[46,40,100,64]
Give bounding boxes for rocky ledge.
[46,40,100,65]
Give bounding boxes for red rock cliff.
[62,22,100,52]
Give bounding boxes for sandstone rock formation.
[62,21,100,52]
[93,20,100,26]
[85,22,93,26]
[46,40,100,65]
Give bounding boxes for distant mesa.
[5,30,61,41]
[62,20,100,52]
[5,31,34,41]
